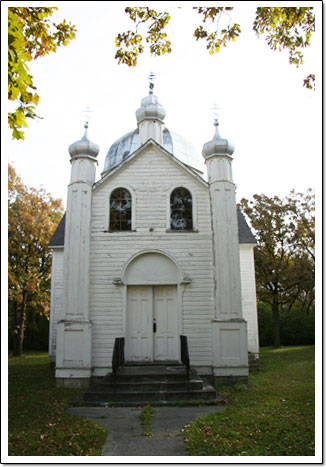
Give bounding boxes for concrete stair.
[74,363,223,407]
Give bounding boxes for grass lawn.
[186,346,315,456]
[8,351,107,456]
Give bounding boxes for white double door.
[126,285,179,362]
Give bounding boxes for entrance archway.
[122,252,182,362]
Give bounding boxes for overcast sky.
[4,2,322,209]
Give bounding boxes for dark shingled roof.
[48,213,66,247]
[237,209,257,244]
[48,210,256,247]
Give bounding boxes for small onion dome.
[202,120,234,160]
[68,122,99,159]
[136,90,166,124]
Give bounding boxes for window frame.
[106,185,136,232]
[166,185,197,232]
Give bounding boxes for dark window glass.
[170,188,193,231]
[109,188,132,231]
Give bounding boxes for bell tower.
[203,119,249,384]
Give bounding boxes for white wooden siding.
[49,248,64,357]
[239,244,259,355]
[90,146,215,372]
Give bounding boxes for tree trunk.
[272,297,281,348]
[12,293,27,356]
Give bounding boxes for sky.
[4,1,322,210]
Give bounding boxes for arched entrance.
[122,251,182,363]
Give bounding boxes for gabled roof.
[48,209,256,248]
[237,210,257,244]
[94,138,208,192]
[48,213,65,248]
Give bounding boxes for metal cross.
[148,72,156,92]
[83,104,93,125]
[210,102,221,125]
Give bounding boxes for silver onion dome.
[69,122,99,159]
[202,120,234,160]
[136,92,166,124]
[102,127,203,176]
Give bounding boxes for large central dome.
[102,86,204,177]
[102,127,203,176]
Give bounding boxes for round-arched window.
[170,187,193,231]
[109,188,132,231]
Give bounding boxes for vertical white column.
[203,122,248,383]
[55,126,99,387]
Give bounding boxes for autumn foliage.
[239,190,315,347]
[8,164,64,355]
[116,7,315,89]
[8,7,76,139]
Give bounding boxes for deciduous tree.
[115,7,315,89]
[239,190,315,347]
[8,164,64,355]
[8,7,76,139]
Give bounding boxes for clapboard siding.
[239,245,259,355]
[89,146,215,370]
[48,248,64,358]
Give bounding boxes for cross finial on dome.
[83,104,93,123]
[210,102,221,125]
[148,71,156,94]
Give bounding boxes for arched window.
[109,188,132,231]
[170,187,193,231]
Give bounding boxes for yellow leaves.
[193,8,241,55]
[115,8,171,66]
[8,7,76,139]
[253,7,315,87]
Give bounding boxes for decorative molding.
[113,278,124,285]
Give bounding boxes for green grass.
[186,346,315,456]
[8,351,107,456]
[140,404,155,437]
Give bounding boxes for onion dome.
[136,87,166,124]
[68,122,99,159]
[202,120,234,160]
[102,127,203,175]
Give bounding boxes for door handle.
[153,320,157,333]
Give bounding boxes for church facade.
[48,86,259,388]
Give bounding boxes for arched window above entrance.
[109,188,132,231]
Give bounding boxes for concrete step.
[109,365,191,383]
[73,397,225,408]
[76,365,220,407]
[83,385,217,403]
[90,380,203,392]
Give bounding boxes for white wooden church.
[48,84,259,389]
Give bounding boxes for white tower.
[203,120,249,384]
[55,123,99,387]
[136,81,166,145]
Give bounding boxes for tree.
[239,190,315,348]
[8,164,64,355]
[8,7,76,140]
[115,7,315,89]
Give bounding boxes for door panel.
[126,286,153,361]
[154,286,178,361]
[126,285,178,362]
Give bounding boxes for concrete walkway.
[68,406,225,456]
